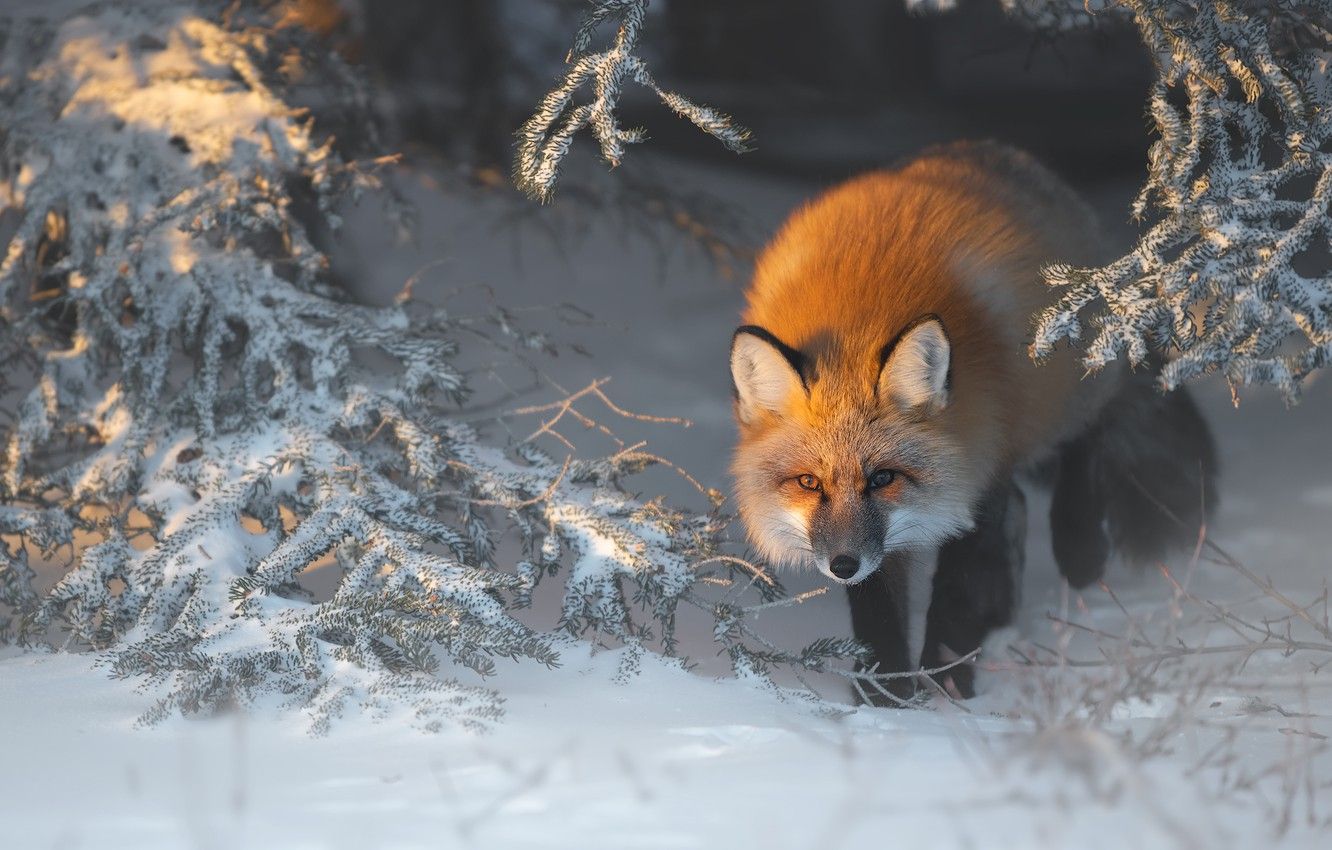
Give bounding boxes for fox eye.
[795,474,821,491]
[867,469,898,489]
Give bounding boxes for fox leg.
[919,481,1026,698]
[1050,430,1111,588]
[846,555,916,705]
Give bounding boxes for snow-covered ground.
[7,635,1326,850]
[4,145,1332,848]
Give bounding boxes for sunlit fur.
[731,142,1120,584]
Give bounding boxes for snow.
[2,635,1326,849]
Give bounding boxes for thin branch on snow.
[988,489,1331,836]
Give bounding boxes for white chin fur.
[749,508,816,570]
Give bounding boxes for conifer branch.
[513,0,752,202]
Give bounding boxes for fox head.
[729,316,976,584]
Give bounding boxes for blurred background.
[331,0,1151,181]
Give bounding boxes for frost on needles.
[0,4,853,733]
[1030,0,1332,402]
[513,0,752,202]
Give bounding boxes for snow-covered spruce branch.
[0,3,532,732]
[513,0,752,202]
[0,3,859,731]
[1029,0,1332,400]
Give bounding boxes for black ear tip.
[913,314,949,341]
[730,325,810,390]
[732,325,786,358]
[879,313,950,370]
[732,324,773,349]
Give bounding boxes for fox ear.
[730,326,807,424]
[878,315,950,413]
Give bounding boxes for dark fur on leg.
[1049,372,1218,585]
[920,481,1026,698]
[846,560,916,706]
[1099,378,1218,563]
[1050,432,1111,588]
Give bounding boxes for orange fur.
[731,142,1121,577]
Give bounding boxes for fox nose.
[829,555,859,580]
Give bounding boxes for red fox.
[729,142,1216,700]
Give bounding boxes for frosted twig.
[513,0,751,202]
